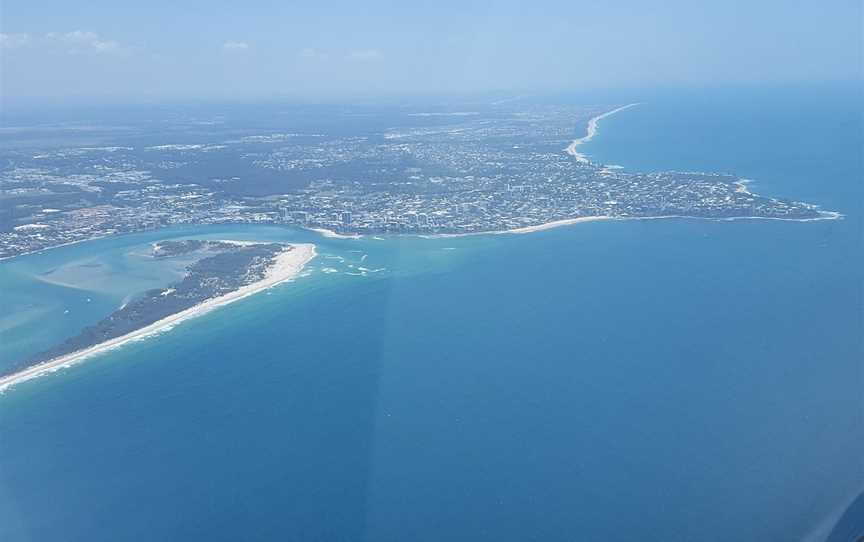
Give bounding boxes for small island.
[0,239,316,390]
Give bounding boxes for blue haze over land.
[0,88,861,541]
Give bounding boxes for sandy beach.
[498,216,614,234]
[308,227,361,239]
[422,210,841,239]
[565,103,640,163]
[500,212,842,236]
[0,242,316,392]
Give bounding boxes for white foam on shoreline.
[628,212,844,223]
[565,103,640,163]
[0,243,317,393]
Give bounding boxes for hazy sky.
[1,0,861,106]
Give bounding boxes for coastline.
[565,103,641,163]
[421,211,842,239]
[0,242,317,393]
[500,211,842,234]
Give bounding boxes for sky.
[1,0,861,107]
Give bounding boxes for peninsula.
[0,240,316,391]
[0,101,839,259]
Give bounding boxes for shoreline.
[565,103,641,163]
[2,209,842,267]
[420,211,842,238]
[0,242,317,393]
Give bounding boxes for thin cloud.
[299,48,329,61]
[0,33,31,49]
[46,31,124,54]
[223,41,250,52]
[346,49,382,62]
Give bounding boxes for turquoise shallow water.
[0,87,861,541]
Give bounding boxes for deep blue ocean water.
[1,88,861,541]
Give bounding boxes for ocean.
[1,86,861,541]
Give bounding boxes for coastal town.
[0,104,834,258]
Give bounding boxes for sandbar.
[0,243,316,392]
